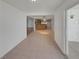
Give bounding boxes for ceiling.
[2,0,65,14]
[72,4,79,10]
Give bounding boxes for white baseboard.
[0,38,26,58]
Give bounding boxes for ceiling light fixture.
[32,0,36,2]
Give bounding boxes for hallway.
[2,30,67,59]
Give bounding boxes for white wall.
[54,0,79,55]
[0,1,3,58]
[0,1,26,58]
[67,4,79,42]
[54,10,66,54]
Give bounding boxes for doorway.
[27,16,53,36]
[27,16,34,35]
[66,3,79,58]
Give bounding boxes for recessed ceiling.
[2,0,65,14]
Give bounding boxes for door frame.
[65,3,79,56]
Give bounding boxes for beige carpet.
[2,30,67,59]
[69,41,79,59]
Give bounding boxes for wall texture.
[0,1,26,58]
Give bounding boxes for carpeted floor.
[69,41,79,59]
[2,30,67,59]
